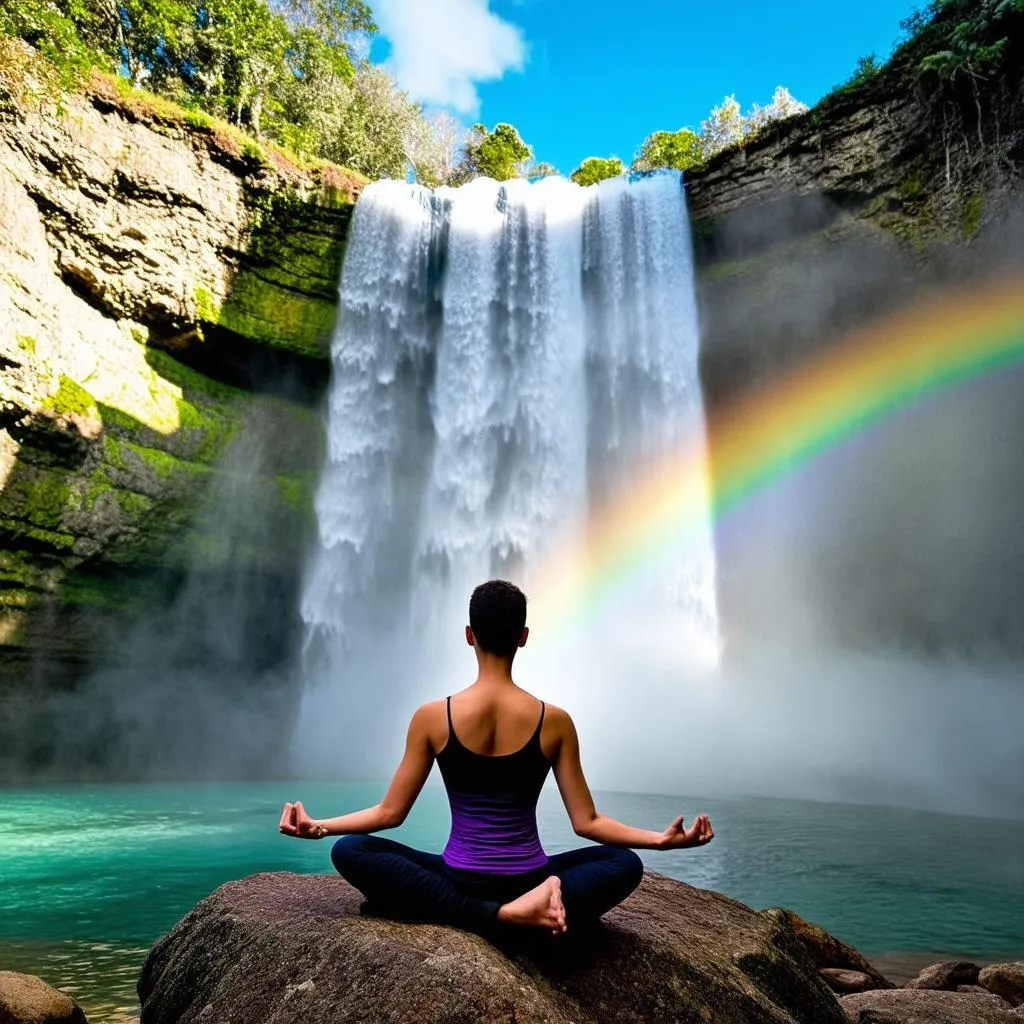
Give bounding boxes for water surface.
[2,783,1022,1021]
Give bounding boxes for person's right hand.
[658,814,714,850]
[278,800,322,839]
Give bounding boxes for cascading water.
[296,172,718,776]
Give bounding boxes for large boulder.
[138,871,849,1024]
[841,988,1018,1023]
[904,961,980,990]
[0,971,87,1024]
[980,964,1024,1008]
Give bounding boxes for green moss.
[274,475,314,515]
[16,334,37,355]
[95,402,141,432]
[44,375,96,417]
[58,570,135,611]
[144,348,241,403]
[899,169,923,200]
[960,192,983,240]
[194,284,221,323]
[24,525,77,550]
[6,472,73,529]
[216,272,338,357]
[102,433,125,468]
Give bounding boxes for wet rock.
[904,961,980,990]
[139,871,850,1024]
[820,968,879,994]
[841,987,1020,1023]
[980,964,1024,1008]
[0,971,88,1024]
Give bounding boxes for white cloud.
[372,0,527,114]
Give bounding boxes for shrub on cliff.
[570,156,626,186]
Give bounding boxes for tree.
[458,122,532,181]
[324,62,422,179]
[570,156,624,186]
[745,85,808,139]
[700,95,744,159]
[404,109,464,186]
[631,130,702,173]
[526,161,559,179]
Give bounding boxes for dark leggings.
[332,835,643,937]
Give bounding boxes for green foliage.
[0,0,457,184]
[851,53,883,84]
[0,1,101,90]
[460,122,532,182]
[827,0,1022,101]
[899,0,1023,78]
[570,156,625,186]
[632,130,702,173]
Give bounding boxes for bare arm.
[279,705,436,839]
[551,708,714,851]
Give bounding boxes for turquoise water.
[2,783,1023,1022]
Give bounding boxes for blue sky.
[370,0,920,175]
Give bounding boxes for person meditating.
[279,579,714,937]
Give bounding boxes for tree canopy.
[457,122,533,181]
[570,156,624,186]
[631,130,702,172]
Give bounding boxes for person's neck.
[473,651,517,687]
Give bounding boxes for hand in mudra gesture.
[278,800,322,839]
[658,813,714,850]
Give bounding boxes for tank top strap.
[530,701,546,743]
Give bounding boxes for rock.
[904,961,980,990]
[762,908,893,989]
[139,871,849,1024]
[0,971,88,1024]
[0,45,335,773]
[840,988,1021,1023]
[980,964,1024,1008]
[820,969,879,994]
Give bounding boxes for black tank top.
[436,697,551,874]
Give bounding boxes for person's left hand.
[658,814,714,849]
[278,800,322,839]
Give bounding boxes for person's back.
[280,579,715,937]
[438,690,551,874]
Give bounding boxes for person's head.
[466,580,528,660]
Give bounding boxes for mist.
[1,403,312,781]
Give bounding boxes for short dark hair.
[469,580,527,657]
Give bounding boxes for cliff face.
[687,38,1024,404]
[685,37,1024,660]
[0,52,358,773]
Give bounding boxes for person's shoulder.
[408,700,449,752]
[411,699,447,726]
[542,702,576,732]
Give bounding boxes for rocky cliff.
[688,22,1024,405]
[0,44,360,775]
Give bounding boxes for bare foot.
[497,877,567,935]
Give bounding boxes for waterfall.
[296,172,718,776]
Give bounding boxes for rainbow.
[530,272,1024,632]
